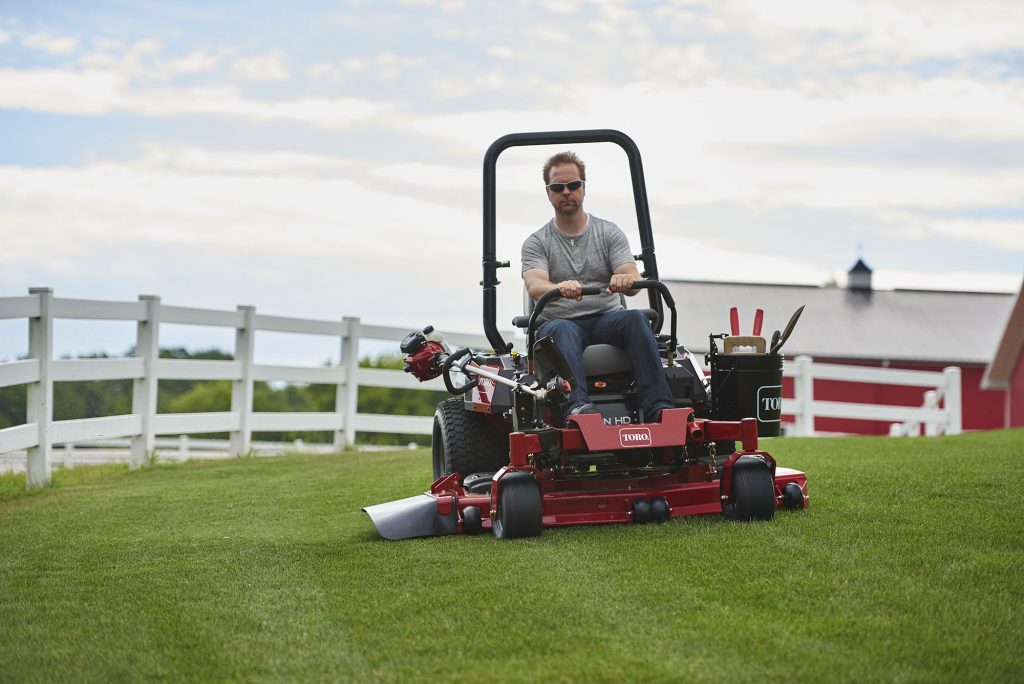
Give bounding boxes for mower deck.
[363,409,808,540]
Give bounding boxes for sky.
[1,0,1022,362]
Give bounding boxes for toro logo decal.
[618,427,652,448]
[756,385,783,422]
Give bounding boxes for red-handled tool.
[752,308,764,336]
[729,307,740,336]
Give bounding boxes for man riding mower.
[363,129,807,540]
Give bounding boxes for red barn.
[663,262,1022,435]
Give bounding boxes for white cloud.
[404,76,1024,220]
[22,31,78,55]
[156,49,223,78]
[913,218,1024,252]
[871,269,1023,294]
[137,144,355,175]
[653,232,832,285]
[0,68,125,115]
[309,57,371,80]
[0,146,472,256]
[726,0,1024,61]
[342,57,370,71]
[309,53,421,81]
[0,66,382,128]
[541,0,585,15]
[370,162,479,190]
[77,41,224,81]
[0,30,10,44]
[398,0,465,9]
[375,52,425,79]
[231,51,290,81]
[488,46,515,59]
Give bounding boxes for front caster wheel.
[462,506,483,534]
[492,472,542,539]
[782,482,805,510]
[723,456,775,521]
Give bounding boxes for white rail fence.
[1,290,963,487]
[783,355,962,437]
[0,288,498,488]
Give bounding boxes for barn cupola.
[848,257,873,292]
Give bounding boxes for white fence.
[0,288,501,488]
[783,355,962,437]
[2,290,964,488]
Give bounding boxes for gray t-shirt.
[521,214,635,320]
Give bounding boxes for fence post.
[943,366,962,435]
[337,316,360,450]
[922,390,939,436]
[26,287,53,489]
[130,295,160,468]
[230,306,255,456]
[794,355,815,436]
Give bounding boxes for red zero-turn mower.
[363,130,808,540]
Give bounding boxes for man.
[521,151,676,422]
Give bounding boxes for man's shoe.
[646,406,673,423]
[568,402,600,416]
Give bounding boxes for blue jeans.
[537,309,675,418]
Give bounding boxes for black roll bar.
[481,129,662,353]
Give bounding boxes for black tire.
[492,472,543,539]
[432,397,509,478]
[462,472,495,494]
[723,457,775,521]
[782,482,805,510]
[462,506,483,535]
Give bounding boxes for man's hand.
[557,280,584,301]
[608,272,637,294]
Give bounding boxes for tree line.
[0,348,447,446]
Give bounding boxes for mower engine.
[401,326,449,382]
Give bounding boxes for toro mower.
[363,129,808,540]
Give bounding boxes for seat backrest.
[582,344,631,376]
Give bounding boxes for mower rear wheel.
[492,472,543,539]
[723,456,775,521]
[432,397,509,479]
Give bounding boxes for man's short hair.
[543,151,586,184]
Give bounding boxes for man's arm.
[609,262,641,296]
[523,268,584,302]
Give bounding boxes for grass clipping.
[1,430,1022,682]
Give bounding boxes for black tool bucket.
[711,352,784,437]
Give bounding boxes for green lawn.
[2,430,1022,682]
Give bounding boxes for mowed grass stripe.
[1,430,1022,682]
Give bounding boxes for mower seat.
[582,344,630,376]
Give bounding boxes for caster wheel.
[782,483,805,510]
[650,497,670,523]
[723,456,775,521]
[462,506,483,534]
[632,498,652,524]
[492,472,542,539]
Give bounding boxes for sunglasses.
[545,180,585,193]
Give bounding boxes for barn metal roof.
[658,279,1018,366]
